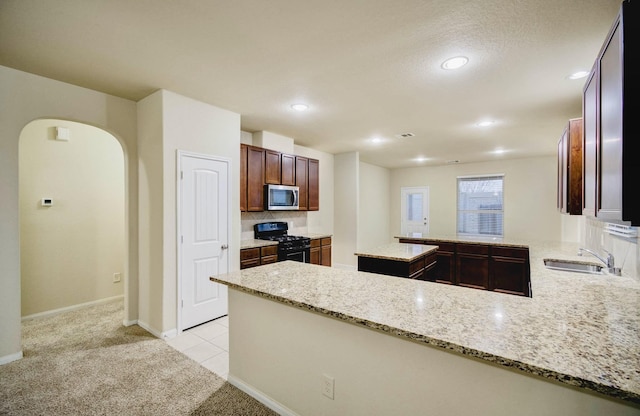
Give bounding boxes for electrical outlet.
[113,273,121,283]
[322,374,334,399]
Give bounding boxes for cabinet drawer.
[240,248,260,261]
[425,241,455,252]
[457,243,489,255]
[491,246,528,259]
[408,257,425,276]
[261,255,278,265]
[261,245,278,257]
[310,239,321,248]
[240,258,261,269]
[321,237,332,246]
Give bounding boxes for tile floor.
[165,315,230,380]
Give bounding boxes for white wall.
[19,120,125,316]
[389,156,562,241]
[137,89,241,335]
[294,144,334,236]
[358,162,391,250]
[0,65,138,363]
[333,152,359,268]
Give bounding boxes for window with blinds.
[457,175,504,237]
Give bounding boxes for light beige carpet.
[0,300,277,415]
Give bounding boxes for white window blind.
[457,175,504,237]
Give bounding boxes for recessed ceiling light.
[568,71,589,80]
[371,137,383,144]
[441,56,469,70]
[291,103,309,111]
[414,157,429,163]
[476,120,494,127]
[492,148,507,155]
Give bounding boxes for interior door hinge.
[180,171,183,180]
[181,299,184,308]
[181,235,184,244]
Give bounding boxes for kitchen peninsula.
[211,241,640,415]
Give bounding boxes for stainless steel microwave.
[265,184,299,210]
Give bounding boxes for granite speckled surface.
[240,239,279,249]
[212,240,640,405]
[354,243,438,262]
[395,234,529,248]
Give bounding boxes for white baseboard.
[123,319,138,327]
[162,328,177,339]
[21,295,124,321]
[0,351,23,365]
[136,320,162,338]
[227,374,300,416]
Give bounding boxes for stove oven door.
[278,246,311,263]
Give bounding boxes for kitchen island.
[355,242,438,280]
[211,240,640,415]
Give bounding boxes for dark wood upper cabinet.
[281,153,295,186]
[246,145,265,211]
[557,118,583,215]
[295,156,308,211]
[584,1,640,225]
[239,145,319,212]
[264,149,281,184]
[240,144,248,212]
[308,158,319,211]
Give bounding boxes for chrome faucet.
[578,248,621,275]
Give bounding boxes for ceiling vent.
[395,133,415,139]
[446,159,460,164]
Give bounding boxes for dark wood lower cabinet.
[358,251,436,281]
[399,238,531,297]
[456,244,490,291]
[240,245,278,270]
[310,237,332,267]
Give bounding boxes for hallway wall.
[20,119,125,316]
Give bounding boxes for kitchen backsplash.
[584,217,638,280]
[241,211,308,240]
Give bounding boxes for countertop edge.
[210,276,640,405]
[354,245,438,262]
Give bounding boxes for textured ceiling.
[0,0,621,168]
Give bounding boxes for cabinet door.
[490,247,530,297]
[310,239,321,265]
[597,19,623,221]
[320,244,331,267]
[247,146,265,211]
[240,144,248,212]
[456,244,489,290]
[295,156,309,210]
[557,130,568,213]
[265,150,281,184]
[558,119,583,215]
[281,154,296,186]
[308,158,319,211]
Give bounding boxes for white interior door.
[178,151,229,331]
[400,187,430,236]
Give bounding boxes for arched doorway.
[19,119,126,319]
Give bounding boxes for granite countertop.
[211,240,640,405]
[354,242,438,262]
[395,233,529,248]
[240,239,279,250]
[301,233,332,239]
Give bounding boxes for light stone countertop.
[240,239,279,250]
[212,239,640,405]
[301,233,332,240]
[354,242,438,262]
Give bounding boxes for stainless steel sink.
[543,259,604,275]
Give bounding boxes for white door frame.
[176,150,232,333]
[400,186,430,236]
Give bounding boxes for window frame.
[456,174,504,238]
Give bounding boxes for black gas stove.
[254,222,311,263]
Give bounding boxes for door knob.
[221,244,229,250]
